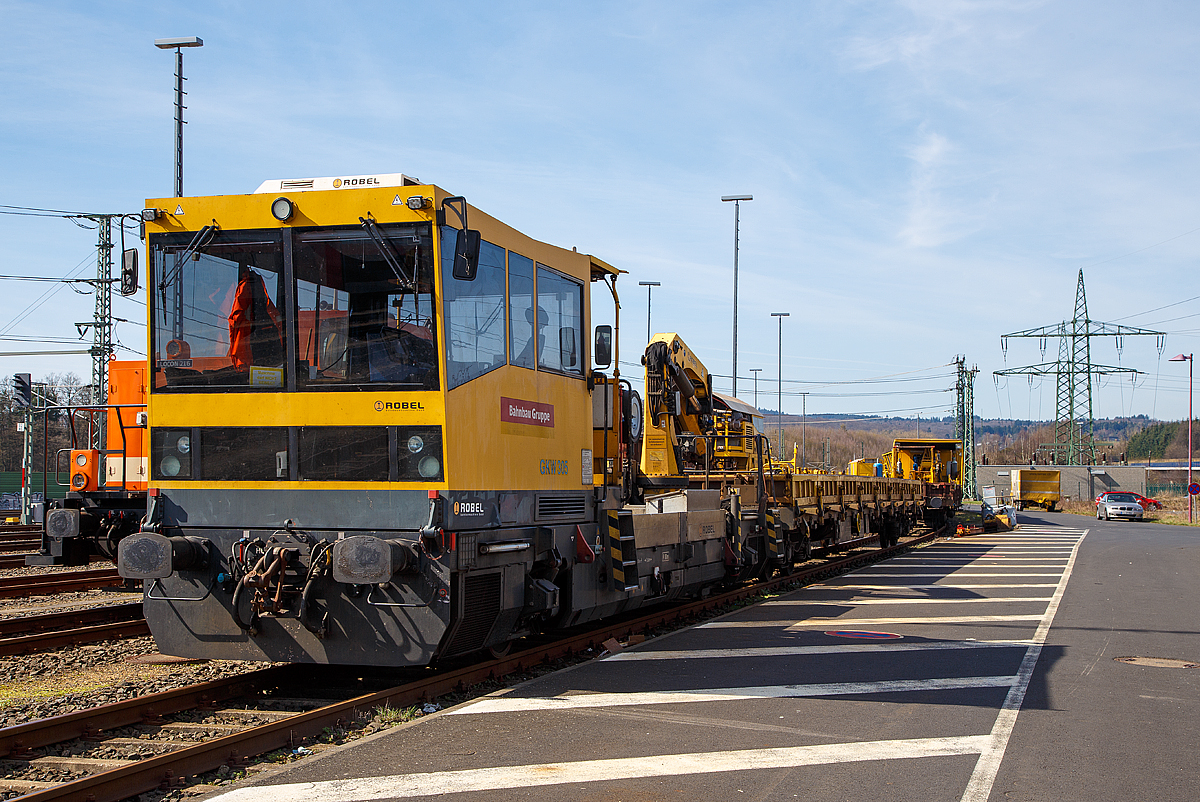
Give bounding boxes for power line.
[0,203,94,215]
[0,251,95,336]
[1112,293,1200,322]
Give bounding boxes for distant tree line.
[1,373,93,472]
[1126,420,1198,460]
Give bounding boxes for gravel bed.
[0,636,271,727]
[0,559,117,580]
[0,587,142,619]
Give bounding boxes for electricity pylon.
[995,269,1163,464]
[70,214,120,449]
[955,356,978,499]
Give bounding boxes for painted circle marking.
[374,400,384,411]
[824,630,903,640]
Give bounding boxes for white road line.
[957,537,1081,541]
[768,597,1053,606]
[849,573,1065,578]
[890,557,1068,562]
[827,584,1058,590]
[975,539,1080,543]
[700,614,1044,629]
[214,735,993,802]
[916,549,1075,554]
[959,527,1089,802]
[861,564,1068,570]
[915,554,1073,558]
[606,640,1030,662]
[448,676,1017,716]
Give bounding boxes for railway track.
[0,602,147,657]
[0,539,41,555]
[0,525,41,534]
[0,568,124,600]
[0,526,944,802]
[0,553,35,569]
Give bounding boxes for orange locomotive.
[27,359,148,565]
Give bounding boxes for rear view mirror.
[594,325,612,369]
[452,229,481,281]
[560,327,577,367]
[120,248,138,295]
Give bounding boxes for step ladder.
[605,510,639,592]
[765,509,782,558]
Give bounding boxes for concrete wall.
[977,465,1146,502]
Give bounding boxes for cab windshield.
[150,224,437,392]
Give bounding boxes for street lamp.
[721,194,752,397]
[638,281,661,343]
[1170,353,1193,524]
[155,36,204,198]
[799,392,808,470]
[771,312,789,458]
[750,368,762,409]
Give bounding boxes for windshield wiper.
[359,216,415,291]
[158,223,220,291]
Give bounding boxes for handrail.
[34,403,147,500]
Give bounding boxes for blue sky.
[3,0,1199,423]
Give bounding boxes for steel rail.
[0,619,151,657]
[0,603,147,656]
[12,528,946,802]
[0,525,42,535]
[0,666,297,759]
[0,568,123,599]
[0,540,41,554]
[0,602,143,637]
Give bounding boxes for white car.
[1096,492,1144,521]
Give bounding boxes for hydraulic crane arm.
[639,333,715,479]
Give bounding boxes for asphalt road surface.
[209,513,1199,802]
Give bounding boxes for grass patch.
[0,663,164,706]
[375,703,420,726]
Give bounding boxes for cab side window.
[441,229,508,389]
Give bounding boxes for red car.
[1095,491,1162,511]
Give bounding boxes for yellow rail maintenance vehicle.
[634,333,932,580]
[879,438,964,527]
[118,173,741,666]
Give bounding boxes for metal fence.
[1147,482,1187,497]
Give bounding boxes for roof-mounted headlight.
[406,195,429,210]
[271,196,294,222]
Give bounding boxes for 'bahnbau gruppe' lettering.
[500,396,554,428]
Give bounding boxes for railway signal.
[11,373,31,408]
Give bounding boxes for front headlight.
[396,426,442,481]
[152,428,193,479]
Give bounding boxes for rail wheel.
[486,639,516,659]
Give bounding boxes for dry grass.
[0,661,165,706]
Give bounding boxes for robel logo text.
[334,177,380,188]
[374,401,424,411]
